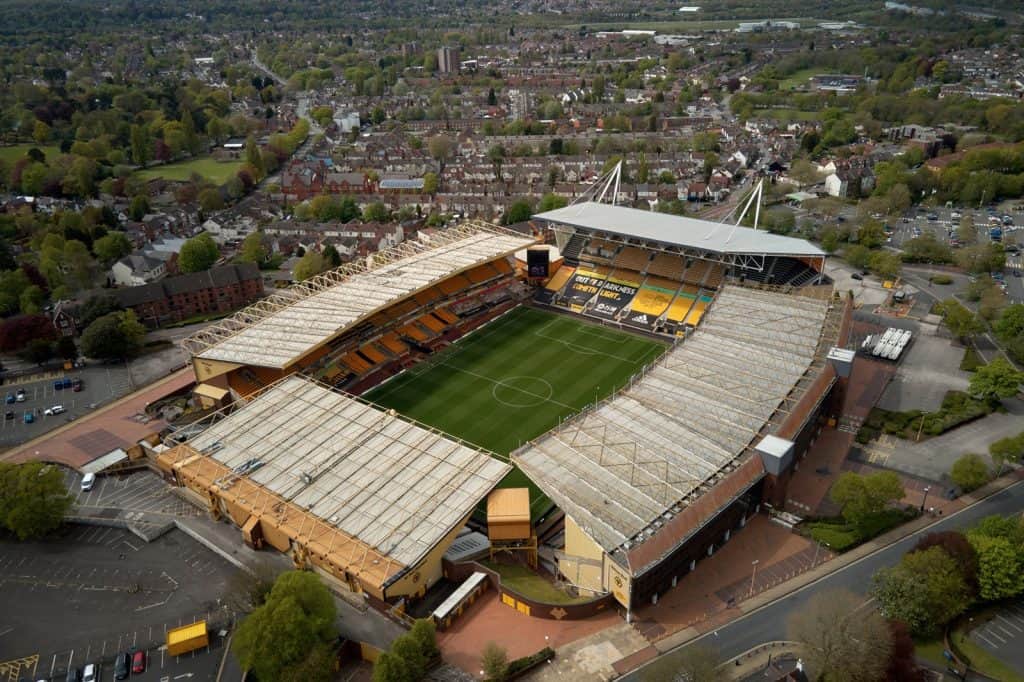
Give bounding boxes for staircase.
[561,233,587,265]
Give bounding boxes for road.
[622,479,1024,680]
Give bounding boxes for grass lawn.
[0,143,60,164]
[779,67,838,90]
[755,108,824,122]
[364,306,667,519]
[564,17,818,31]
[960,346,986,372]
[136,156,244,184]
[482,560,590,605]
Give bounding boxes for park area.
[363,306,666,518]
[135,156,244,184]
[0,143,60,163]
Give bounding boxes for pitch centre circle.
[492,375,554,408]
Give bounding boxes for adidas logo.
[632,314,649,324]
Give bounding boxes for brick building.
[114,263,264,328]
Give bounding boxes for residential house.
[111,253,167,287]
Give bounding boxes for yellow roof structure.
[487,487,531,525]
[167,621,207,645]
[193,383,229,401]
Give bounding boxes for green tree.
[994,304,1024,341]
[0,462,73,540]
[857,220,887,248]
[293,251,327,282]
[481,642,507,681]
[488,144,506,181]
[322,244,342,268]
[128,195,150,221]
[179,233,220,273]
[871,547,971,637]
[967,533,1024,601]
[18,285,46,315]
[130,124,152,167]
[829,471,903,525]
[78,294,122,328]
[504,199,534,225]
[363,202,390,223]
[234,571,338,682]
[199,188,225,211]
[969,357,1024,401]
[56,335,77,361]
[949,453,991,492]
[423,172,439,195]
[93,232,133,264]
[238,232,267,265]
[938,299,983,341]
[427,134,453,174]
[537,193,568,212]
[245,135,265,179]
[990,433,1024,471]
[787,589,892,682]
[373,619,437,682]
[181,109,200,155]
[79,310,145,360]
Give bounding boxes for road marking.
[976,631,1000,648]
[997,613,1023,633]
[984,626,1006,644]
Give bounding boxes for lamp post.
[748,559,760,598]
[920,485,931,513]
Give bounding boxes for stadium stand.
[157,375,511,604]
[514,284,843,610]
[647,253,686,280]
[612,246,652,272]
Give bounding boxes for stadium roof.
[170,376,511,587]
[534,202,825,257]
[183,221,535,369]
[513,285,833,564]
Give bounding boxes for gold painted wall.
[192,358,242,382]
[385,517,469,600]
[561,516,606,594]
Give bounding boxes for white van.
[82,663,97,682]
[81,473,96,492]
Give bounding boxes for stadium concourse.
[165,210,855,624]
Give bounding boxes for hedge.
[857,391,994,441]
[506,647,555,680]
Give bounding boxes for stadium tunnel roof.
[183,221,536,369]
[160,375,511,590]
[534,201,825,258]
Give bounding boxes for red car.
[131,650,146,674]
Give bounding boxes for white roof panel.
[534,201,825,257]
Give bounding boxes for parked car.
[81,663,97,682]
[5,410,14,420]
[65,667,82,682]
[23,411,34,424]
[16,388,25,401]
[72,378,83,392]
[81,473,96,492]
[44,405,65,416]
[131,650,146,674]
[53,379,64,391]
[851,272,863,280]
[114,652,130,680]
[4,393,12,404]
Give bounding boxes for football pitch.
[363,306,667,518]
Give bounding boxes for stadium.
[163,192,853,616]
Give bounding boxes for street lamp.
[920,485,931,513]
[748,559,760,597]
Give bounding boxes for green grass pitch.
[363,306,667,518]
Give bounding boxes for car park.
[44,405,65,416]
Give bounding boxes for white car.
[44,405,65,416]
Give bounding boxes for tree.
[938,299,983,341]
[537,193,568,212]
[829,471,904,525]
[504,199,534,225]
[78,294,122,328]
[911,531,979,596]
[868,249,902,279]
[93,232,133,264]
[130,124,152,167]
[373,619,437,682]
[427,135,454,173]
[18,285,45,314]
[128,194,150,221]
[787,589,892,682]
[0,314,57,353]
[488,144,506,181]
[789,159,821,188]
[179,233,220,273]
[199,188,225,211]
[423,171,439,195]
[481,642,508,681]
[989,433,1024,471]
[950,453,991,492]
[968,357,1024,401]
[293,251,327,282]
[20,338,53,365]
[322,244,342,268]
[79,311,145,360]
[884,620,926,682]
[245,135,265,179]
[56,335,77,361]
[234,571,338,682]
[238,232,268,265]
[872,547,971,637]
[363,202,390,223]
[0,462,73,540]
[957,214,978,246]
[967,533,1024,601]
[994,304,1024,341]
